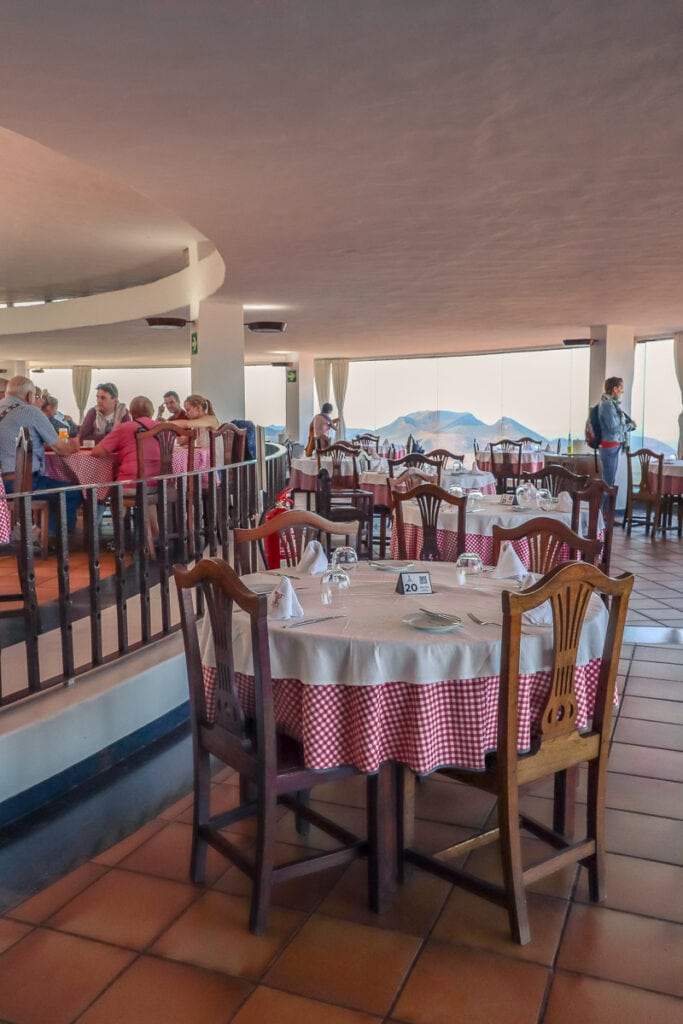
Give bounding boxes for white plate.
[369,560,415,573]
[402,612,462,633]
[246,580,278,595]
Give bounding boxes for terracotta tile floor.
[1,528,683,1023]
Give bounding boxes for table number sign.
[396,570,433,595]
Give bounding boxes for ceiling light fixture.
[245,321,287,333]
[562,338,597,347]
[145,316,194,329]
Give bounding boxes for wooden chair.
[622,448,665,536]
[571,479,617,576]
[400,560,633,944]
[519,466,589,497]
[126,423,194,551]
[491,517,601,573]
[174,557,366,934]
[428,449,466,472]
[489,440,523,494]
[13,427,49,558]
[209,422,247,467]
[233,509,360,574]
[315,469,374,558]
[317,442,361,489]
[392,482,467,561]
[515,436,543,450]
[388,453,442,484]
[355,432,380,452]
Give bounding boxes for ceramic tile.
[0,916,31,954]
[575,852,683,922]
[620,695,683,724]
[231,987,382,1024]
[8,861,108,924]
[118,820,227,884]
[545,971,683,1024]
[609,743,683,782]
[93,819,166,865]
[605,807,683,863]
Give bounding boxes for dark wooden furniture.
[388,453,442,484]
[491,516,601,572]
[355,433,380,452]
[13,428,49,558]
[315,469,374,558]
[399,560,634,944]
[489,440,523,494]
[127,422,194,551]
[571,479,617,576]
[233,508,360,574]
[174,557,367,934]
[317,442,361,489]
[622,448,665,536]
[392,482,467,562]
[209,422,247,467]
[519,466,589,496]
[428,449,466,472]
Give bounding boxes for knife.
[281,615,346,629]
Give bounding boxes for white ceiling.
[0,1,681,367]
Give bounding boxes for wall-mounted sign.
[287,369,297,383]
[191,331,198,355]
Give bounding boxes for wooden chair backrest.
[13,427,34,495]
[234,508,360,574]
[520,466,590,496]
[571,479,617,575]
[388,453,442,484]
[392,482,467,561]
[429,449,465,471]
[209,423,247,467]
[135,422,194,479]
[627,448,664,500]
[355,433,380,451]
[491,516,601,573]
[318,443,360,489]
[175,557,274,756]
[500,561,633,767]
[489,439,523,476]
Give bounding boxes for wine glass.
[452,458,463,473]
[331,546,359,572]
[455,552,484,575]
[320,563,351,608]
[467,489,483,511]
[535,487,553,511]
[515,482,535,508]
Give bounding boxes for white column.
[192,301,245,423]
[285,352,314,445]
[589,324,636,507]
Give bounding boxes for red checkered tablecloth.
[172,446,212,486]
[201,660,603,774]
[45,452,117,501]
[475,454,545,474]
[648,461,683,496]
[0,476,10,544]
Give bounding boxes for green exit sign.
[191,331,198,355]
[287,369,297,383]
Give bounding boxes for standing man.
[0,376,81,534]
[156,391,188,421]
[79,383,130,444]
[597,376,636,488]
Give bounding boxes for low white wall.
[0,633,187,807]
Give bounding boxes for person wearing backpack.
[597,376,636,488]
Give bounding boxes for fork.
[467,612,501,627]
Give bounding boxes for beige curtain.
[674,333,683,458]
[313,359,331,409]
[72,366,92,424]
[330,358,349,441]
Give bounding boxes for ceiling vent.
[245,321,287,333]
[146,316,193,329]
[562,338,597,347]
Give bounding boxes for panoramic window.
[631,338,678,455]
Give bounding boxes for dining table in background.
[200,559,609,907]
[649,458,683,496]
[389,492,600,565]
[474,449,546,474]
[290,454,385,492]
[44,449,117,501]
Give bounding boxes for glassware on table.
[448,484,464,497]
[320,563,351,608]
[515,482,536,508]
[452,459,463,472]
[331,546,359,572]
[466,489,483,511]
[535,487,554,511]
[454,551,484,585]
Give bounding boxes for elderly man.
[79,382,130,444]
[156,390,188,421]
[0,376,81,534]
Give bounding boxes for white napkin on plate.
[296,539,329,575]
[492,540,527,580]
[267,576,304,620]
[555,490,572,512]
[519,572,553,624]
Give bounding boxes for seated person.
[169,393,218,449]
[0,376,81,534]
[90,395,160,484]
[41,395,79,437]
[306,402,339,455]
[79,382,131,444]
[156,390,188,421]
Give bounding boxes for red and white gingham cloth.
[389,521,605,565]
[45,452,117,501]
[172,446,212,486]
[475,454,545,474]
[649,461,683,496]
[201,659,604,774]
[0,476,10,544]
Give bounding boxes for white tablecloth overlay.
[395,492,594,537]
[200,561,607,688]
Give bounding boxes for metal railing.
[0,443,287,708]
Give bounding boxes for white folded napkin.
[296,539,329,575]
[492,540,527,580]
[519,572,553,624]
[555,490,572,512]
[267,575,304,620]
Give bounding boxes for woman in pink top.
[91,395,161,483]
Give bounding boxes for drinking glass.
[320,563,351,608]
[448,484,464,497]
[331,546,359,572]
[535,487,553,510]
[455,552,484,575]
[467,489,483,511]
[515,482,535,508]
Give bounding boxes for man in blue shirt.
[0,376,82,535]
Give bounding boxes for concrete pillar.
[285,352,314,445]
[589,324,636,507]
[192,301,244,423]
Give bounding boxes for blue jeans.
[4,472,82,534]
[599,445,621,489]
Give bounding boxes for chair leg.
[190,749,212,883]
[295,789,311,837]
[552,767,578,838]
[497,786,530,945]
[250,789,278,934]
[585,758,608,903]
